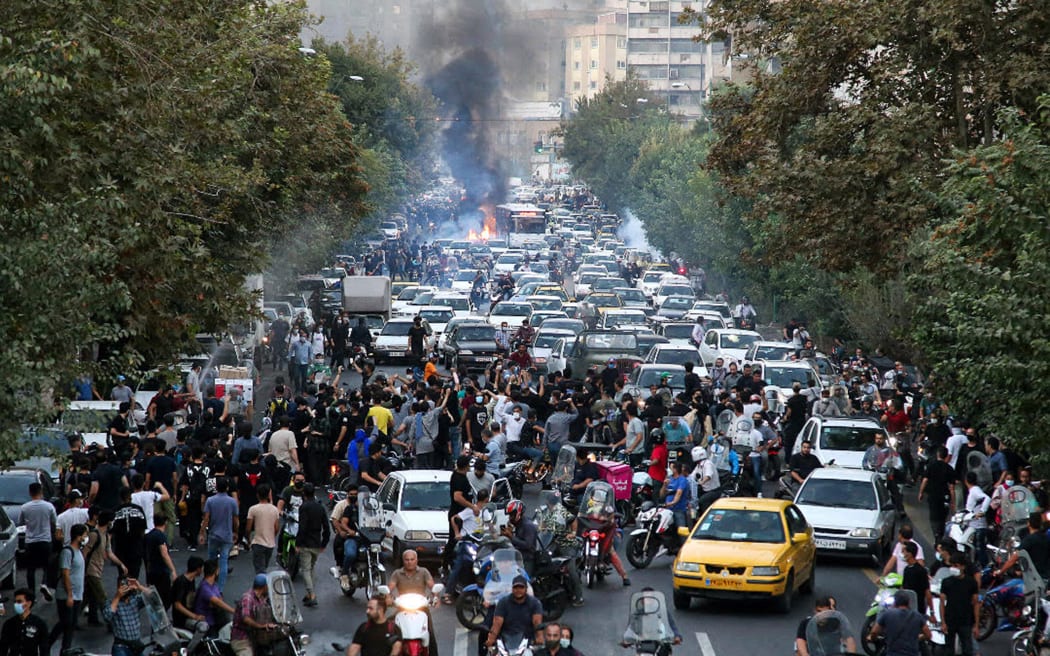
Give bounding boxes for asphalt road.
[54,363,1010,656]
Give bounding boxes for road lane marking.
[696,631,716,656]
[454,627,475,656]
[862,568,880,585]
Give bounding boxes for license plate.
[815,538,847,550]
[705,578,742,588]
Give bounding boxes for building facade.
[564,13,628,109]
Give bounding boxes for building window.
[617,37,627,49]
[573,37,582,49]
[617,60,626,69]
[650,1,669,11]
[591,37,599,48]
[574,61,581,70]
[590,60,598,69]
[590,80,597,89]
[573,81,581,90]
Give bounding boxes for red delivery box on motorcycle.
[596,460,632,501]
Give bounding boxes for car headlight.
[751,566,781,576]
[404,530,434,541]
[458,350,473,355]
[850,528,877,538]
[473,560,483,575]
[676,562,701,573]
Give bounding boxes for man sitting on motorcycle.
[512,319,536,347]
[502,500,539,575]
[349,317,373,351]
[444,489,490,601]
[534,491,584,608]
[660,461,692,543]
[783,441,822,496]
[691,447,722,518]
[330,488,360,590]
[231,574,280,656]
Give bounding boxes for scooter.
[625,503,680,569]
[276,510,300,579]
[860,573,903,656]
[387,583,444,656]
[491,633,533,656]
[944,511,980,561]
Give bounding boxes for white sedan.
[488,301,533,328]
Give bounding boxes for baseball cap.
[512,575,528,588]
[253,574,268,588]
[117,375,126,381]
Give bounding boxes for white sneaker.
[329,566,341,580]
[39,585,53,602]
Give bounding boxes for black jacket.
[297,498,331,549]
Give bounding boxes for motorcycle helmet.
[650,428,666,445]
[691,445,707,463]
[861,394,874,404]
[507,499,525,523]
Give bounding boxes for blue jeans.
[508,441,543,464]
[446,541,474,591]
[208,537,233,592]
[342,539,359,572]
[751,454,764,489]
[112,643,149,656]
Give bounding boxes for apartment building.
[564,13,629,108]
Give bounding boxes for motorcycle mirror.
[377,585,391,596]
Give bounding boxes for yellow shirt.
[367,405,395,435]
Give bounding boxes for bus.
[495,203,547,247]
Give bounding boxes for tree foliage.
[0,0,369,453]
[911,101,1050,458]
[694,0,1050,273]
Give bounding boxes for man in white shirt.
[964,471,992,565]
[690,317,706,346]
[268,416,300,471]
[130,474,168,532]
[945,430,968,470]
[881,525,925,576]
[56,490,89,546]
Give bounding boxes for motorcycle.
[945,511,980,562]
[276,510,300,579]
[977,565,1030,641]
[621,589,676,656]
[859,573,905,656]
[627,470,656,527]
[1009,550,1047,655]
[530,532,572,622]
[625,502,680,569]
[336,488,387,599]
[491,633,533,656]
[456,548,532,631]
[998,485,1039,549]
[862,445,904,516]
[261,570,311,656]
[550,445,578,510]
[387,583,444,656]
[577,480,617,588]
[804,610,857,656]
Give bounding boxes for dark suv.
[564,331,642,379]
[440,323,501,371]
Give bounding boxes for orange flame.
[466,225,494,242]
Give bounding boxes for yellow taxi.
[647,262,672,272]
[671,497,816,613]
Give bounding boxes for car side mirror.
[792,533,808,544]
[382,502,396,512]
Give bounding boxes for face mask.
[1005,479,1015,488]
[476,397,484,404]
[948,567,961,576]
[934,552,942,562]
[729,393,737,400]
[13,603,24,615]
[545,640,560,651]
[513,412,521,418]
[560,639,571,649]
[81,537,89,549]
[930,418,938,424]
[294,481,304,489]
[607,363,615,369]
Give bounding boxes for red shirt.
[883,410,909,433]
[648,443,669,483]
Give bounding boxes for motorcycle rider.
[691,447,722,517]
[864,432,903,510]
[535,622,582,656]
[732,296,756,329]
[387,549,439,656]
[444,489,491,600]
[993,511,1050,579]
[329,487,360,590]
[484,575,543,653]
[513,319,536,348]
[534,490,584,608]
[784,441,822,495]
[866,590,931,656]
[502,500,539,575]
[660,461,691,540]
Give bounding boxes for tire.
[672,589,691,610]
[367,567,384,600]
[616,499,634,527]
[976,599,996,641]
[455,590,487,631]
[625,533,656,570]
[860,615,880,656]
[800,564,815,595]
[543,589,568,621]
[585,560,596,589]
[774,572,794,614]
[284,548,300,580]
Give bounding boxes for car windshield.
[662,296,694,309]
[663,324,694,339]
[642,272,664,283]
[493,303,532,316]
[381,322,414,336]
[410,292,435,306]
[606,313,646,325]
[455,270,479,282]
[432,297,470,311]
[418,310,453,323]
[763,366,814,388]
[397,288,423,301]
[578,274,599,284]
[635,337,667,356]
[820,426,884,452]
[593,279,620,291]
[797,479,878,510]
[352,316,385,330]
[756,345,793,360]
[654,350,699,366]
[457,326,496,341]
[582,333,637,350]
[529,298,562,311]
[451,241,471,250]
[496,254,522,264]
[660,285,694,297]
[691,508,786,544]
[401,481,450,511]
[586,295,621,308]
[0,475,34,505]
[720,333,760,349]
[534,333,571,348]
[615,289,647,302]
[637,370,685,387]
[543,319,584,333]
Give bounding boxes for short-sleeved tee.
[194,579,222,626]
[367,405,395,435]
[144,528,171,576]
[56,507,89,546]
[247,503,280,548]
[940,574,979,626]
[204,493,239,544]
[145,456,179,496]
[494,594,544,638]
[485,439,504,475]
[352,620,402,656]
[171,575,198,629]
[1021,530,1050,579]
[91,463,125,510]
[56,546,85,601]
[664,475,690,512]
[449,471,473,517]
[131,490,162,532]
[889,541,924,576]
[20,499,57,544]
[389,567,433,596]
[922,460,955,507]
[876,607,926,656]
[901,562,930,614]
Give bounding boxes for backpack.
[267,397,289,418]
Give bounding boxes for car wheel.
[672,589,691,610]
[774,572,794,614]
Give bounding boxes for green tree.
[0,0,369,454]
[912,100,1050,459]
[691,0,1050,273]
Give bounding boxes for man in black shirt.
[782,384,809,459]
[89,451,129,512]
[939,554,979,656]
[171,557,205,630]
[359,442,388,493]
[408,316,429,360]
[995,512,1050,580]
[110,487,147,578]
[443,456,477,572]
[0,588,49,656]
[918,446,956,544]
[900,542,932,615]
[570,451,600,494]
[350,597,401,656]
[107,402,133,453]
[788,441,822,484]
